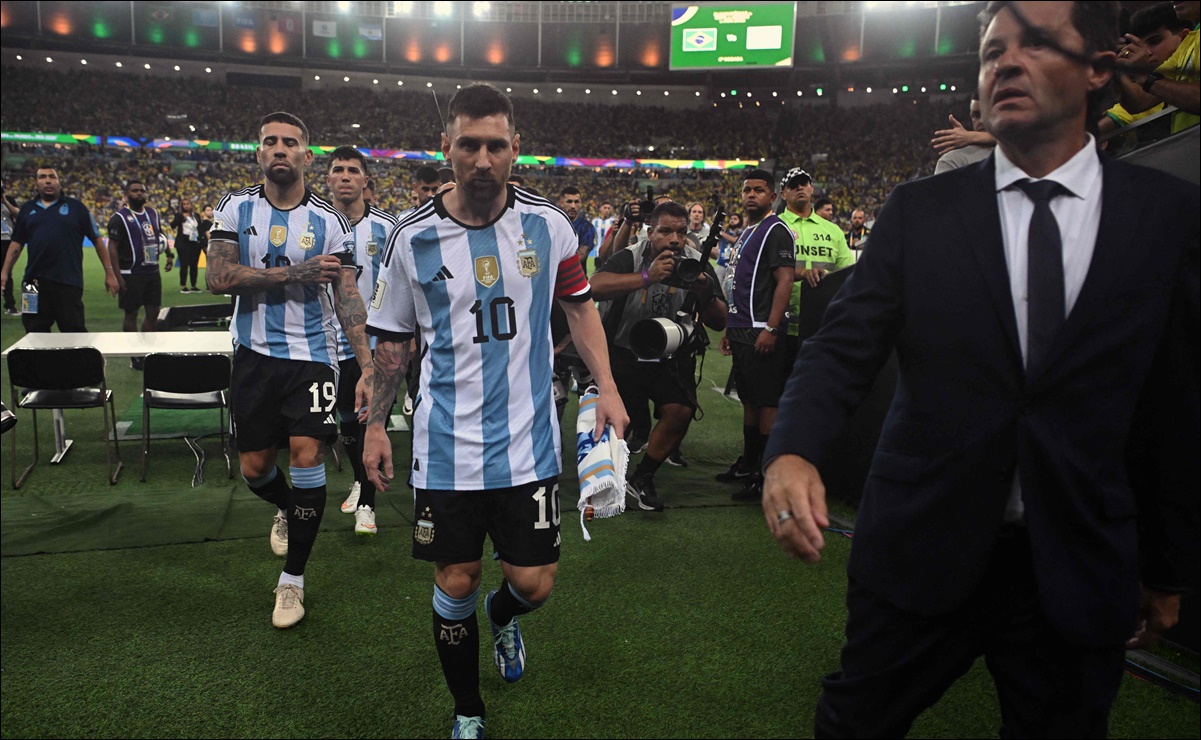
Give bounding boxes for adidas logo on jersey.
[431,266,454,282]
[243,226,258,235]
[324,414,336,425]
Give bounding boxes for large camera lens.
[674,257,703,284]
[630,317,690,360]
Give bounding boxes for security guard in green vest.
[777,168,855,365]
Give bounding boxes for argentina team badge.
[299,225,316,251]
[475,255,499,288]
[365,239,378,257]
[517,236,540,278]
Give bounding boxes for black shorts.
[118,272,162,312]
[730,337,789,408]
[611,348,697,418]
[21,278,86,333]
[336,357,363,419]
[413,476,562,567]
[229,346,339,451]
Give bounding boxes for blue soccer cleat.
[485,589,526,683]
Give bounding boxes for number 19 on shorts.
[308,381,336,413]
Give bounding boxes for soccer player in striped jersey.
[323,146,398,536]
[207,112,374,630]
[396,166,442,417]
[362,84,627,740]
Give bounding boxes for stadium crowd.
[1,65,951,232]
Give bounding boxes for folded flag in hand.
[576,386,629,541]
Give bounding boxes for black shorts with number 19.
[412,477,562,567]
[229,345,340,452]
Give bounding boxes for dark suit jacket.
[765,154,1199,648]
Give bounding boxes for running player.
[362,84,626,739]
[207,112,374,629]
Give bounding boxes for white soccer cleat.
[272,584,305,628]
[270,512,288,557]
[341,481,361,514]
[354,505,378,536]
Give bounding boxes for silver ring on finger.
[776,510,795,525]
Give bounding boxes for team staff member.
[1,166,118,332]
[363,84,626,740]
[763,2,1199,734]
[718,170,795,502]
[777,168,855,366]
[172,198,203,293]
[559,186,596,274]
[591,201,727,511]
[107,180,173,370]
[325,146,399,536]
[846,208,870,251]
[207,112,373,630]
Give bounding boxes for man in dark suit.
[762,2,1199,737]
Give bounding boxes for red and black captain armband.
[555,256,591,302]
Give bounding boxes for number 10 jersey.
[366,186,591,491]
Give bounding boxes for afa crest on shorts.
[415,507,435,545]
[475,255,500,288]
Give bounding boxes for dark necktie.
[1013,179,1066,373]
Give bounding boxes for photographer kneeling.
[590,202,728,511]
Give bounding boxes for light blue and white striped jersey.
[335,204,398,361]
[367,186,592,491]
[211,186,353,367]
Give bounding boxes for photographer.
[596,192,671,268]
[590,202,728,512]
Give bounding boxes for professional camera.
[623,185,657,222]
[664,253,704,289]
[629,312,708,361]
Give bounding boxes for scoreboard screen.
[670,2,796,70]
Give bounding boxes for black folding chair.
[141,353,232,485]
[7,346,122,490]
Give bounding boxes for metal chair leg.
[105,391,123,485]
[14,405,40,490]
[141,396,150,482]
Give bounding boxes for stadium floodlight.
[81,59,87,65]
[15,55,21,60]
[433,1,453,18]
[533,88,539,94]
[664,91,670,96]
[648,146,655,152]
[720,92,726,98]
[816,88,823,96]
[746,92,752,97]
[144,63,151,69]
[115,61,122,67]
[506,87,512,92]
[397,80,403,85]
[893,87,898,93]
[189,125,196,132]
[426,82,433,87]
[344,76,350,82]
[457,84,462,89]
[174,65,181,71]
[373,79,379,84]
[352,123,361,128]
[205,67,212,73]
[796,90,802,96]
[772,91,778,97]
[695,91,701,96]
[951,85,957,91]
[866,87,872,93]
[337,1,352,13]
[585,88,591,94]
[556,87,562,93]
[636,90,642,95]
[921,86,927,92]
[45,57,53,63]
[611,89,617,95]
[473,1,491,17]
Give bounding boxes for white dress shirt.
[993,134,1104,523]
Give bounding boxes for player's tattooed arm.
[205,239,341,294]
[368,339,412,427]
[333,269,373,372]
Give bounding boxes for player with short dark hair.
[207,112,374,629]
[363,83,626,740]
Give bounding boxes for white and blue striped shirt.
[211,185,353,367]
[366,186,591,491]
[336,204,398,361]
